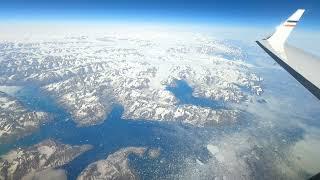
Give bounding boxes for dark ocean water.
[166,80,228,109]
[0,80,234,179]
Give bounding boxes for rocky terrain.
[0,91,48,143]
[0,30,263,126]
[22,168,68,180]
[0,139,92,180]
[77,147,158,180]
[1,26,318,180]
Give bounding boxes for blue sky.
[0,0,319,28]
[0,0,319,54]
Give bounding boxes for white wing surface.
[257,9,320,100]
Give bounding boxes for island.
[0,139,92,180]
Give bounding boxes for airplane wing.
[256,9,320,100]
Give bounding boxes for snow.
[0,86,22,95]
[207,144,219,155]
[78,147,148,180]
[22,168,67,180]
[1,140,91,180]
[37,145,56,157]
[0,25,263,127]
[196,159,204,165]
[0,92,48,141]
[1,150,21,162]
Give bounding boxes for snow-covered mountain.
[0,28,263,127]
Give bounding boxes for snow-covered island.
[0,91,48,143]
[0,139,92,180]
[77,147,159,180]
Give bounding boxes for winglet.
[267,9,305,46]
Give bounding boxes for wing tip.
[262,8,306,46]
